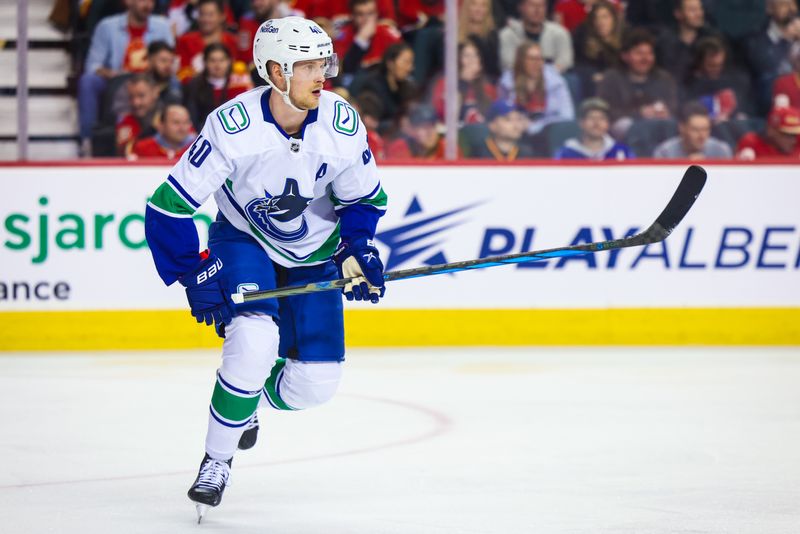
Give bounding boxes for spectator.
[555,97,633,159]
[396,0,444,31]
[183,43,254,131]
[745,0,800,113]
[78,0,173,155]
[498,41,575,134]
[773,41,800,108]
[335,0,403,86]
[499,0,574,72]
[296,0,396,25]
[458,0,501,80]
[130,103,196,159]
[112,40,182,118]
[168,0,237,37]
[655,0,722,82]
[471,99,536,160]
[597,28,678,137]
[236,0,288,65]
[351,42,418,136]
[573,0,624,97]
[116,73,163,156]
[653,102,733,158]
[355,92,387,159]
[398,0,445,89]
[683,37,755,120]
[737,103,800,158]
[431,36,498,124]
[386,104,447,159]
[175,0,239,83]
[554,0,621,33]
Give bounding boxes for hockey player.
[143,16,387,522]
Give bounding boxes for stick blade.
[642,165,707,243]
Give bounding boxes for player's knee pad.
[279,360,343,410]
[220,313,279,391]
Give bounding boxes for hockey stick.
[231,165,707,304]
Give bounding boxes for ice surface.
[1,347,799,534]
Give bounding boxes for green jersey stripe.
[150,182,196,216]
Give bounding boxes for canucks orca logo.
[375,196,482,271]
[245,179,312,243]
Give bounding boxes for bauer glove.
[333,237,386,303]
[179,251,235,326]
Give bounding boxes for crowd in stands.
[72,0,800,161]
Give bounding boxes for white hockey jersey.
[148,87,386,271]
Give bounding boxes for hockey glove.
[333,237,385,303]
[179,251,235,326]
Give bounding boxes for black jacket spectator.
[683,37,755,119]
[459,0,502,81]
[745,1,800,114]
[351,42,418,136]
[573,1,625,97]
[655,0,724,81]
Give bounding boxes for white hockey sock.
[205,314,279,460]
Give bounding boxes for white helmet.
[253,17,339,111]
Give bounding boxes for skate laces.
[196,457,230,490]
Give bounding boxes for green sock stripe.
[211,380,260,422]
[263,358,295,411]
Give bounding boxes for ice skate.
[187,454,232,523]
[238,412,259,450]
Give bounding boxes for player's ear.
[267,60,284,84]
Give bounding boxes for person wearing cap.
[653,102,733,160]
[471,99,536,161]
[736,104,800,159]
[555,97,634,160]
[386,103,449,159]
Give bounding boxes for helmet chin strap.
[267,76,307,113]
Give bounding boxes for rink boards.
[1,161,798,349]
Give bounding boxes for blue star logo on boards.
[375,196,481,271]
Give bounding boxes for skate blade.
[196,503,208,524]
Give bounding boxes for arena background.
[2,160,798,349]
